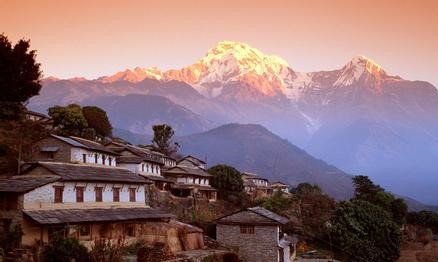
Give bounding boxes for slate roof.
[142,175,174,183]
[24,208,174,225]
[241,172,269,181]
[107,143,163,165]
[0,177,59,193]
[216,206,289,225]
[172,184,217,191]
[116,155,143,164]
[164,166,212,178]
[50,135,118,155]
[178,155,206,166]
[248,207,289,224]
[27,162,151,184]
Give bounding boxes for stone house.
[270,182,290,194]
[216,207,296,262]
[30,134,119,167]
[0,161,205,252]
[163,155,217,201]
[242,172,273,198]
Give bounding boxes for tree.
[208,164,244,192]
[330,200,402,262]
[352,175,407,226]
[352,175,382,202]
[0,34,42,120]
[48,104,89,136]
[82,106,112,137]
[290,182,321,196]
[151,124,178,156]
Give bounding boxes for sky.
[2,0,438,86]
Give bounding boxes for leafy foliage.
[43,234,89,262]
[353,175,407,225]
[0,224,23,252]
[0,119,48,174]
[407,210,438,233]
[89,238,125,262]
[0,34,42,120]
[48,104,113,140]
[290,183,321,196]
[82,106,112,137]
[255,190,295,218]
[151,124,178,156]
[48,104,89,136]
[330,200,402,262]
[208,165,243,192]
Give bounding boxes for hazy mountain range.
[29,41,438,204]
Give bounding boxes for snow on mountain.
[98,66,163,83]
[163,40,295,98]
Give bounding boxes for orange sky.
[2,0,438,86]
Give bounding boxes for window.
[79,225,91,236]
[94,154,98,164]
[141,164,144,172]
[46,152,55,159]
[113,188,120,202]
[129,188,136,202]
[95,187,103,202]
[82,154,86,163]
[240,225,255,234]
[125,224,135,237]
[76,187,84,202]
[108,157,112,166]
[102,155,105,165]
[54,186,64,203]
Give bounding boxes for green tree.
[352,175,382,202]
[255,190,295,217]
[48,104,88,136]
[290,182,321,196]
[43,233,89,262]
[151,124,178,156]
[352,175,408,226]
[82,106,112,137]
[0,34,42,120]
[207,164,247,204]
[330,200,402,262]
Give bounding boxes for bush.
[89,238,125,262]
[43,234,89,262]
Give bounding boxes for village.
[0,110,300,262]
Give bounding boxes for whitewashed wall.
[23,182,146,208]
[71,148,117,167]
[119,162,162,176]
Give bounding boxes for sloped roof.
[178,155,206,166]
[164,166,212,178]
[24,208,174,225]
[24,162,151,184]
[50,135,118,155]
[248,207,289,224]
[216,206,289,225]
[116,155,143,164]
[241,172,269,181]
[0,177,59,193]
[108,143,163,165]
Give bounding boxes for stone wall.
[216,224,279,262]
[30,137,72,163]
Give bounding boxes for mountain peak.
[334,55,387,87]
[98,66,163,83]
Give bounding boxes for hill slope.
[178,123,354,200]
[82,94,216,136]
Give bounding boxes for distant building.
[216,206,296,262]
[241,172,273,198]
[163,155,217,201]
[270,181,290,194]
[30,134,119,167]
[105,141,174,191]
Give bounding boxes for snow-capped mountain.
[29,40,438,204]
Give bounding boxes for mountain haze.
[29,40,438,204]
